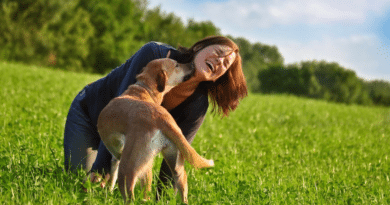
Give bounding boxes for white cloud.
[204,0,390,28]
[147,0,192,23]
[146,0,390,81]
[277,34,390,81]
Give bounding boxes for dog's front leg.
[162,146,188,204]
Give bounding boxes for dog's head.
[136,58,194,93]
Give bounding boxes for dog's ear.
[156,70,167,92]
[135,67,146,81]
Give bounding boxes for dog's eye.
[175,63,179,68]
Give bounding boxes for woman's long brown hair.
[177,36,248,117]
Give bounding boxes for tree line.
[258,61,390,106]
[0,0,389,106]
[231,36,390,106]
[0,0,218,73]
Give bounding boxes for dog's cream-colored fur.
[97,58,214,203]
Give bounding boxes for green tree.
[78,0,145,73]
[0,0,59,63]
[141,7,187,48]
[231,37,283,92]
[0,0,95,71]
[258,60,375,106]
[43,1,94,71]
[185,19,220,47]
[365,80,390,106]
[300,61,321,97]
[258,64,287,94]
[140,8,220,49]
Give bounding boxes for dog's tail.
[159,118,214,169]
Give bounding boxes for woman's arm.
[83,42,174,128]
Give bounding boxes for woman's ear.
[166,50,171,58]
[156,70,167,92]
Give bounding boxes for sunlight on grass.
[1,62,389,204]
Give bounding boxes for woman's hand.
[82,172,111,192]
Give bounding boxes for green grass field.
[1,61,389,204]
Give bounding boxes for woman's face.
[192,44,236,82]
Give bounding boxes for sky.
[147,0,390,82]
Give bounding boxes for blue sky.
[147,0,390,82]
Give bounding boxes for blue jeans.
[64,87,111,173]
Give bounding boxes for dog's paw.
[208,159,214,167]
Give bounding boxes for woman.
[64,36,248,198]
